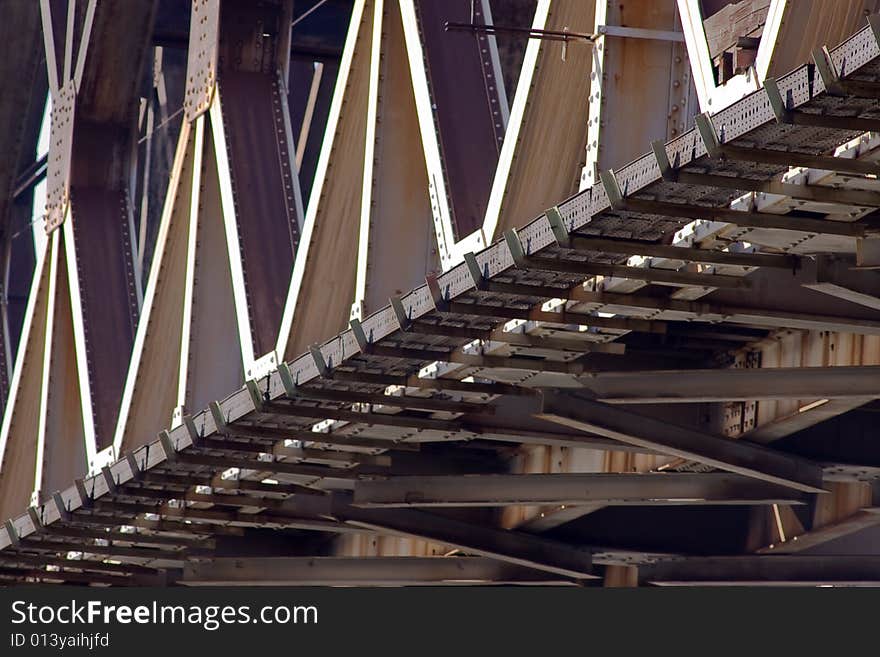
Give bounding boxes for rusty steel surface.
[415,0,503,238]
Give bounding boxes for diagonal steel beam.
[332,496,595,579]
[537,392,826,493]
[608,162,874,235]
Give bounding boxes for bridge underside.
[2,0,880,587]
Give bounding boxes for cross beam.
[803,255,880,311]
[352,472,806,507]
[182,556,573,586]
[579,366,880,403]
[537,393,826,493]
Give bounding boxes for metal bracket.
[463,252,487,290]
[4,520,19,547]
[208,401,228,433]
[425,273,449,311]
[158,429,179,461]
[27,506,44,532]
[598,170,625,210]
[244,379,266,412]
[694,113,723,158]
[183,414,204,447]
[74,478,93,508]
[349,318,371,354]
[812,46,842,95]
[124,451,143,480]
[763,77,791,123]
[309,345,332,379]
[503,229,527,267]
[651,140,677,182]
[247,350,278,381]
[277,362,298,398]
[857,236,880,269]
[51,492,71,522]
[100,466,118,495]
[545,207,570,247]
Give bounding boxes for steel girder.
[3,2,880,586]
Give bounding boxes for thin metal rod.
[291,0,329,28]
[444,22,596,43]
[12,153,48,199]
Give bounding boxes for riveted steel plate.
[44,80,76,233]
[185,0,220,121]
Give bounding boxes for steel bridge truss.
[1,0,880,586]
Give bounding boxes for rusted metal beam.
[538,392,826,493]
[578,366,880,403]
[353,472,806,508]
[334,498,596,579]
[183,556,572,586]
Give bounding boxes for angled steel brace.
[353,472,805,508]
[538,392,826,493]
[335,496,596,579]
